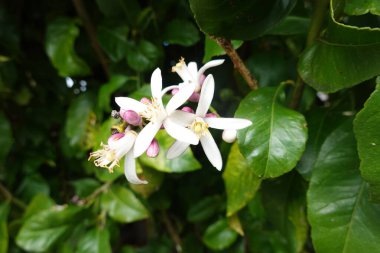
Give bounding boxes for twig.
[161,211,182,253]
[83,181,112,205]
[72,0,110,79]
[211,36,258,90]
[0,182,27,210]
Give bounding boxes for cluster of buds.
[89,58,252,184]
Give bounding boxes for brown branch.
[0,182,27,210]
[161,211,182,253]
[72,0,110,79]
[211,36,258,90]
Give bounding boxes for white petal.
[188,62,198,80]
[222,129,237,143]
[169,110,196,126]
[165,82,195,114]
[200,131,223,171]
[204,117,252,130]
[196,74,214,117]
[151,68,162,100]
[133,122,161,157]
[113,131,136,158]
[166,141,190,159]
[115,97,147,113]
[163,118,199,145]
[197,59,224,78]
[124,151,147,184]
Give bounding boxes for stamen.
[190,117,209,137]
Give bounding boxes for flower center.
[89,143,119,173]
[140,98,165,123]
[190,117,209,137]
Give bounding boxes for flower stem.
[0,182,27,210]
[83,181,112,206]
[211,36,259,90]
[161,211,182,253]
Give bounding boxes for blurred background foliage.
[0,0,380,252]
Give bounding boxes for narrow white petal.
[204,117,252,130]
[196,74,214,117]
[124,151,147,184]
[197,59,224,78]
[166,141,190,159]
[113,131,136,158]
[163,119,199,145]
[165,82,195,114]
[150,68,163,100]
[169,110,196,126]
[115,97,147,113]
[188,62,198,80]
[133,122,161,157]
[200,131,223,171]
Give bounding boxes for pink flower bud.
[181,106,194,113]
[140,97,152,104]
[146,139,159,158]
[120,110,142,126]
[171,88,179,96]
[205,113,217,118]
[188,92,200,102]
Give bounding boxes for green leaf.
[203,37,242,63]
[344,0,380,15]
[129,166,164,198]
[187,195,222,222]
[71,178,101,198]
[45,18,91,77]
[267,16,311,35]
[223,143,261,216]
[308,119,380,253]
[0,112,13,165]
[202,218,238,251]
[126,40,162,72]
[16,205,84,252]
[76,228,111,253]
[163,19,200,47]
[98,26,128,62]
[138,131,201,173]
[0,203,10,253]
[235,86,308,178]
[189,0,297,40]
[101,185,149,223]
[298,0,380,92]
[95,0,140,26]
[98,75,128,112]
[354,78,380,201]
[23,194,55,220]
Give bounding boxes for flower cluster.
[89,58,252,184]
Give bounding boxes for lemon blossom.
[115,68,199,158]
[89,131,147,184]
[166,74,252,171]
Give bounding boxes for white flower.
[115,68,199,158]
[89,131,147,184]
[171,57,224,92]
[166,74,252,171]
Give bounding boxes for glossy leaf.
[126,40,162,72]
[139,131,201,173]
[203,37,242,63]
[202,218,238,251]
[189,0,297,40]
[71,178,101,198]
[98,26,128,62]
[16,205,84,252]
[0,112,13,164]
[45,18,90,77]
[98,75,128,112]
[308,119,380,253]
[223,143,261,216]
[101,185,149,223]
[354,78,380,201]
[0,203,9,253]
[298,0,380,92]
[187,195,222,222]
[23,194,55,220]
[235,86,308,178]
[76,228,111,253]
[267,16,310,35]
[163,19,200,47]
[344,0,380,15]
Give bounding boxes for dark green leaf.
[95,0,140,26]
[308,119,380,253]
[187,195,222,222]
[235,86,308,178]
[138,131,201,173]
[98,26,128,62]
[71,178,101,198]
[16,206,84,252]
[189,0,297,40]
[45,18,91,77]
[126,40,162,72]
[163,19,200,47]
[354,78,380,201]
[202,218,238,250]
[101,185,149,223]
[203,37,242,63]
[129,165,164,198]
[223,143,261,216]
[0,203,10,253]
[98,75,128,112]
[267,16,311,35]
[23,194,55,220]
[0,112,13,165]
[76,228,111,253]
[344,0,380,15]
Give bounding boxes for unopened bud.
[205,113,217,118]
[188,92,200,102]
[171,88,179,96]
[140,97,152,104]
[120,109,142,126]
[222,129,237,143]
[181,106,194,113]
[146,139,159,158]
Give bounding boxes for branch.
[72,0,110,79]
[0,182,27,210]
[211,36,258,90]
[161,211,182,253]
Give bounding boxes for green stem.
[83,181,112,206]
[290,0,330,109]
[0,182,27,210]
